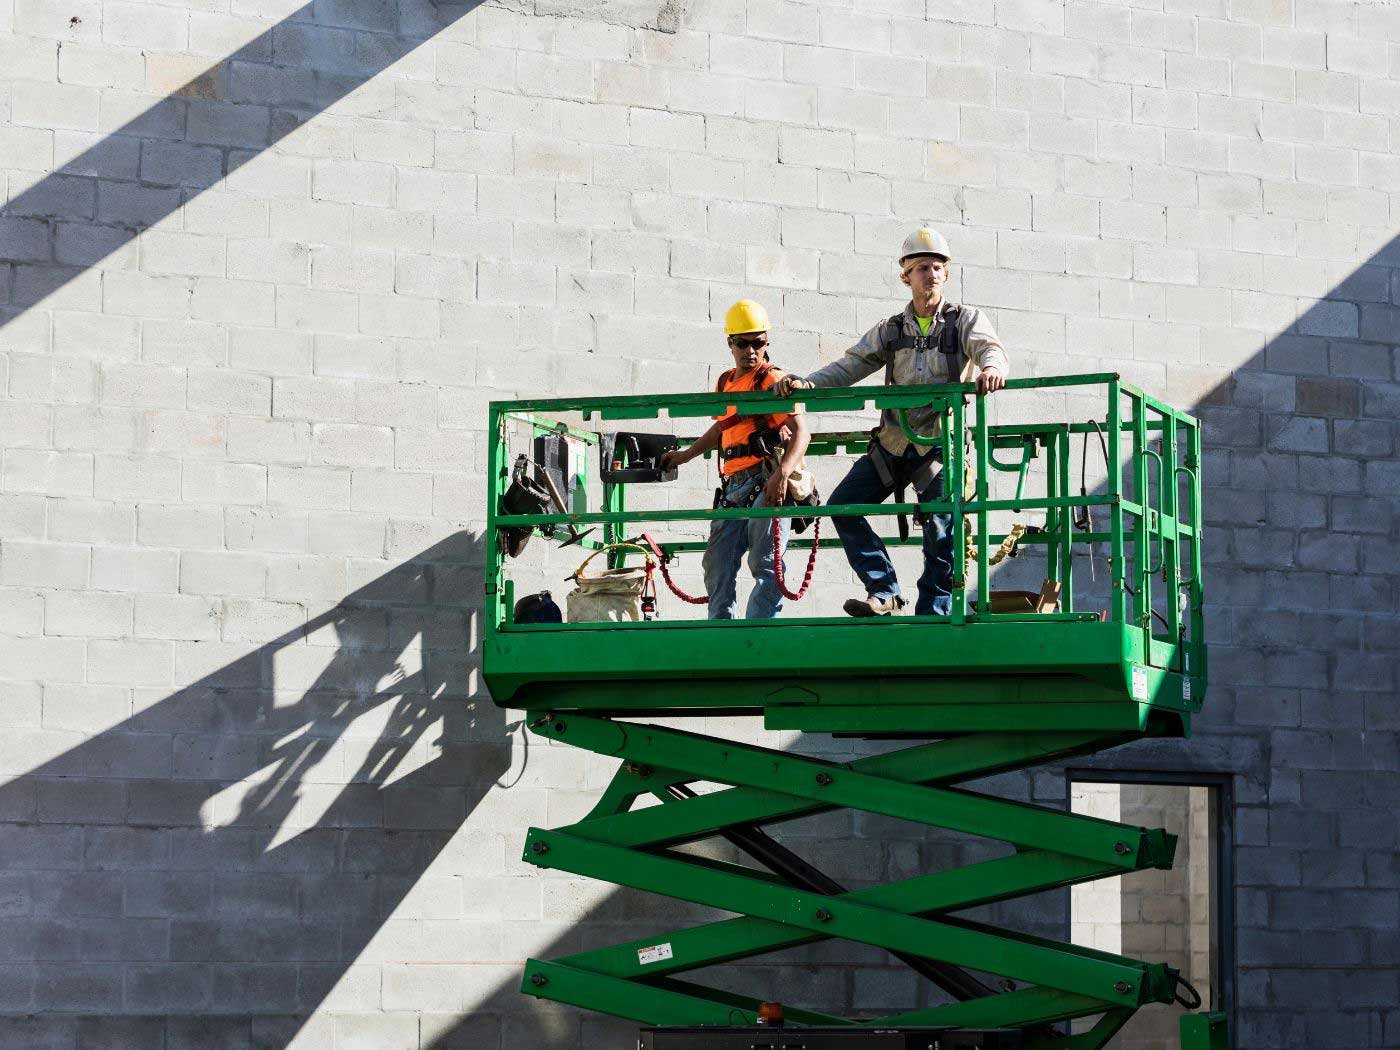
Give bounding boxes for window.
[1068,772,1233,1045]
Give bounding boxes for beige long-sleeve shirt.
[801,299,1010,455]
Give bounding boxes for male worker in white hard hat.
[775,227,1009,617]
[661,300,811,619]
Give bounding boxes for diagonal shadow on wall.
[0,0,484,329]
[0,530,512,1048]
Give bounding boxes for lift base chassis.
[639,1026,1024,1049]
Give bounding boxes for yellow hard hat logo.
[724,299,769,336]
[917,229,934,247]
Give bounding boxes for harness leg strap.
[863,440,913,542]
[910,452,942,527]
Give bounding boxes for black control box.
[600,431,680,484]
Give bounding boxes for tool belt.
[712,466,765,511]
[713,458,821,534]
[497,454,553,557]
[718,425,786,462]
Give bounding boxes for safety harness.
[718,430,787,463]
[867,307,1037,572]
[715,362,790,467]
[866,306,965,542]
[632,359,821,609]
[876,304,965,430]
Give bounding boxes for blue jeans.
[828,446,952,616]
[702,468,791,619]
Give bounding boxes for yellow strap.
[572,542,654,580]
[964,522,1027,575]
[989,523,1027,566]
[958,460,1031,572]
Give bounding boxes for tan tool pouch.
[566,543,654,622]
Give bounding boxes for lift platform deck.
[482,375,1222,1050]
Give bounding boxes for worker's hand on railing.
[976,367,1006,395]
[774,375,811,398]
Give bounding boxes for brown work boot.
[843,594,906,617]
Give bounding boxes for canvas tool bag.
[775,456,821,534]
[566,543,657,622]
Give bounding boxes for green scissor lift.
[483,374,1228,1049]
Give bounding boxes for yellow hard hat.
[724,299,769,336]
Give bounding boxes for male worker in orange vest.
[661,300,811,619]
[776,227,1009,617]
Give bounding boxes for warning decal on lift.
[1131,665,1149,701]
[638,943,673,966]
[1182,675,1191,702]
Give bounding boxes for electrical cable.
[494,720,530,789]
[1173,974,1204,1010]
[1077,419,1108,582]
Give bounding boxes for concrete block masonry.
[1,0,1398,1044]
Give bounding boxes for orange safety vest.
[715,362,792,477]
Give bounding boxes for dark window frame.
[1063,768,1236,1034]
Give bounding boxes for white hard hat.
[898,226,951,265]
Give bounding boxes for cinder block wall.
[1,0,1397,1046]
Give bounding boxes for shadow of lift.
[0,531,511,1047]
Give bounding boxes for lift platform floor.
[487,619,1198,735]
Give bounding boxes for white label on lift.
[638,943,673,966]
[1131,665,1149,701]
[1182,676,1192,702]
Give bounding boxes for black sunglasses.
[729,336,768,350]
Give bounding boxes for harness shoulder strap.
[718,362,786,449]
[751,362,787,445]
[715,368,747,433]
[879,314,910,436]
[718,362,775,394]
[883,313,907,387]
[939,304,965,384]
